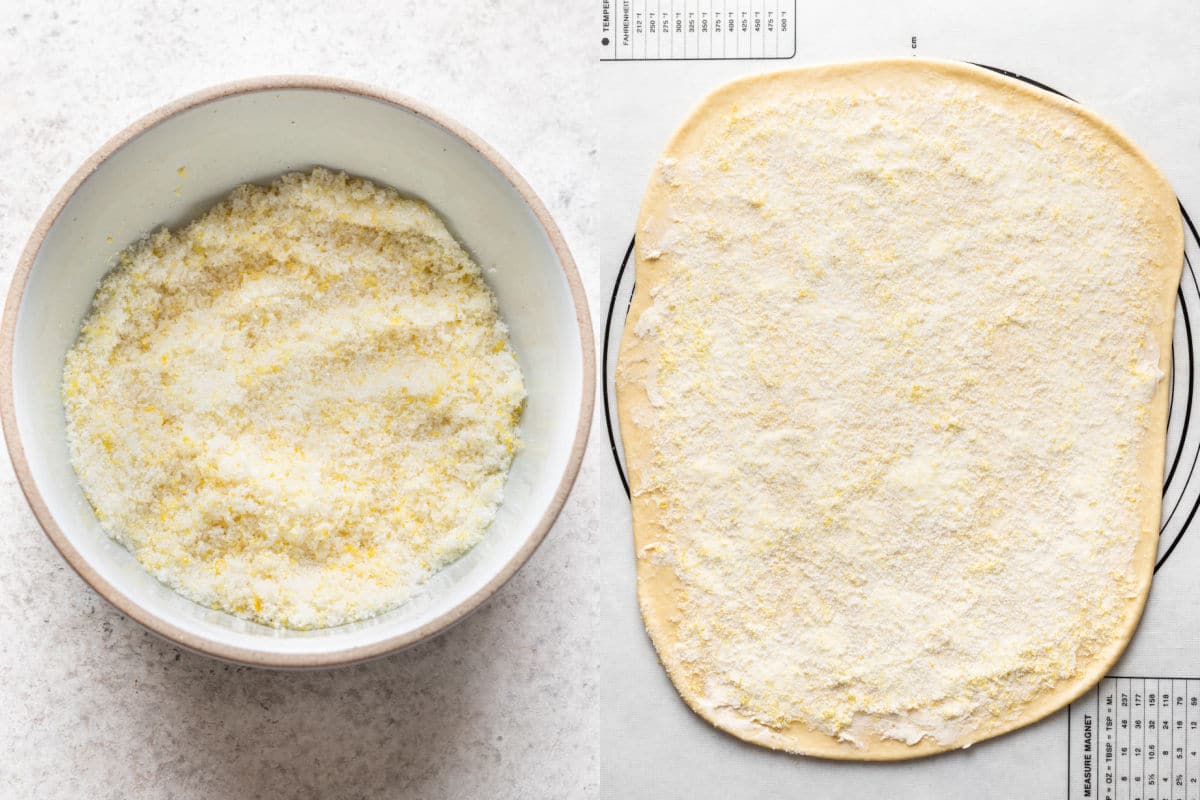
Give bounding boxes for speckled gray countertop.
[0,3,603,797]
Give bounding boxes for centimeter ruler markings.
[599,0,797,61]
[1069,677,1200,800]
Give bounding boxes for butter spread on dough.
[616,60,1183,759]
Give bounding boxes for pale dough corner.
[615,59,1184,759]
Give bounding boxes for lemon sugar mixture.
[63,168,525,629]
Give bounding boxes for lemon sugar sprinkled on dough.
[617,62,1182,757]
[63,168,525,629]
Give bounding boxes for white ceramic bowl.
[1,77,594,667]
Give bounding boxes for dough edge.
[614,58,1185,760]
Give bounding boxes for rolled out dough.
[616,60,1183,759]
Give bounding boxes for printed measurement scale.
[598,0,797,61]
[1069,678,1200,800]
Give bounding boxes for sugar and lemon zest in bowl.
[62,168,525,629]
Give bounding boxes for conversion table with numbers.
[1070,677,1200,800]
[598,0,797,61]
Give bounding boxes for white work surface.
[3,1,1200,798]
[595,3,1200,799]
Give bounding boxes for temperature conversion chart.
[598,0,797,61]
[1069,677,1200,800]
